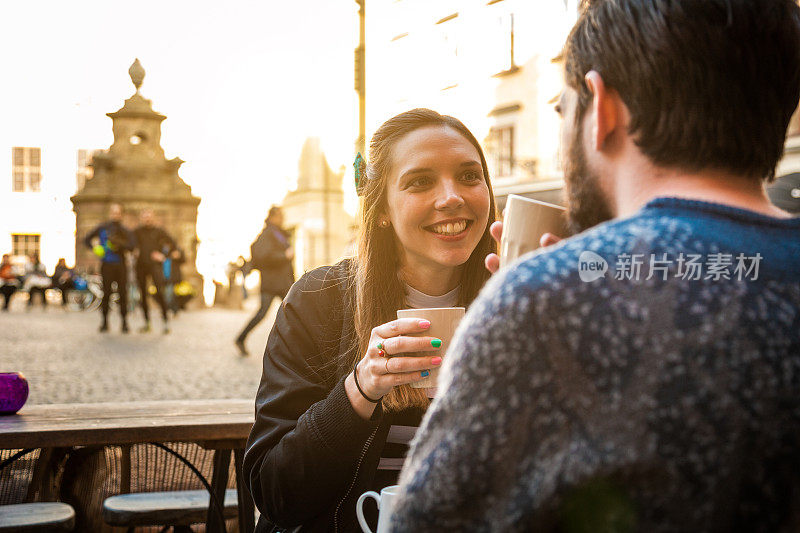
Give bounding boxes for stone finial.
[129,58,145,92]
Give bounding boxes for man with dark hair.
[234,205,294,355]
[134,208,179,334]
[84,203,135,333]
[392,1,800,531]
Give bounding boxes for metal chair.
[0,448,75,532]
[102,488,238,532]
[59,442,239,532]
[0,502,75,532]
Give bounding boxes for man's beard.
[562,118,614,234]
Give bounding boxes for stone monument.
[71,59,202,299]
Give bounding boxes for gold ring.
[385,358,391,374]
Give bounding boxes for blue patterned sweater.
[391,198,800,532]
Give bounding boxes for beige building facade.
[0,144,86,271]
[282,138,354,275]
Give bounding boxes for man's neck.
[610,164,792,219]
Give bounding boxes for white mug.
[356,484,399,533]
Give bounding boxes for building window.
[436,13,459,90]
[487,8,516,75]
[11,147,41,192]
[76,149,97,191]
[486,126,515,178]
[12,234,41,258]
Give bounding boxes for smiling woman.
[384,125,491,294]
[243,108,496,532]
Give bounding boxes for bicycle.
[65,275,103,312]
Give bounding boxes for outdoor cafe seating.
[1,442,241,532]
[0,400,255,532]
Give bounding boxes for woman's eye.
[408,176,432,188]
[461,170,482,182]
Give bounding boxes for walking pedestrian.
[84,203,135,333]
[133,208,179,333]
[234,206,294,356]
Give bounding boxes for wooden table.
[0,399,256,533]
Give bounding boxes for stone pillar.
[71,59,203,304]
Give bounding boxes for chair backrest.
[0,449,39,505]
[59,443,236,532]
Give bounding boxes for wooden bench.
[102,489,238,530]
[0,502,75,532]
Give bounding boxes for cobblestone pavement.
[0,297,280,405]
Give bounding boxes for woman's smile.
[423,218,473,239]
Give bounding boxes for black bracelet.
[353,360,382,403]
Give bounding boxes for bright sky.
[0,0,360,285]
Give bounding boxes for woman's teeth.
[429,220,467,235]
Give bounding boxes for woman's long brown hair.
[349,108,497,411]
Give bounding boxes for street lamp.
[355,0,365,157]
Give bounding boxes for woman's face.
[383,125,490,274]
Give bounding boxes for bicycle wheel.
[66,290,91,311]
[86,293,101,312]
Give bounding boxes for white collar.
[403,282,460,309]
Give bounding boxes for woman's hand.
[346,318,443,418]
[484,221,563,274]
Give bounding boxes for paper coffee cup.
[396,307,465,388]
[499,194,568,269]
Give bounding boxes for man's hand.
[484,221,504,274]
[484,221,563,274]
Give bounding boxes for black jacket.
[133,224,177,267]
[250,223,295,296]
[243,260,423,532]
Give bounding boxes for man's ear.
[584,70,620,151]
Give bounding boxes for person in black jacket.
[52,258,74,307]
[84,203,136,333]
[133,208,179,333]
[243,109,498,532]
[235,205,295,355]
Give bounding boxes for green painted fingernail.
[431,339,442,348]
